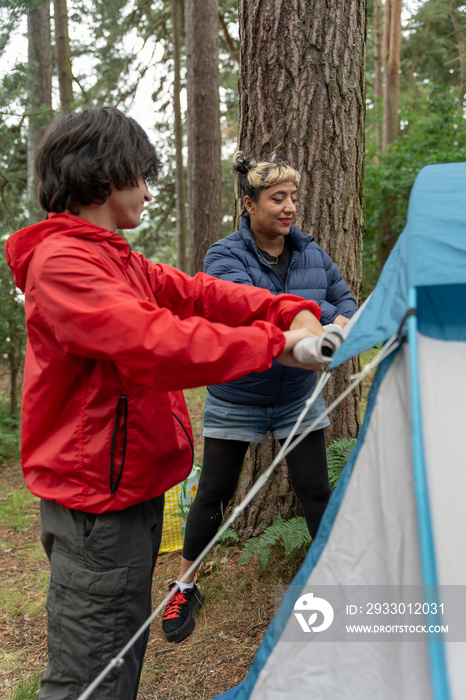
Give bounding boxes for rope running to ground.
[76,334,400,700]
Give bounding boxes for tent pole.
[407,286,451,700]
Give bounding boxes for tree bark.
[231,0,365,537]
[373,0,383,153]
[407,22,430,92]
[382,0,402,152]
[379,0,402,266]
[172,0,188,272]
[232,439,305,540]
[185,0,222,275]
[54,0,74,111]
[450,1,466,100]
[8,343,22,417]
[27,0,53,218]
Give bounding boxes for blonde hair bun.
[233,151,300,200]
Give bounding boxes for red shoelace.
[163,591,187,620]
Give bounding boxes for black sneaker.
[162,582,204,642]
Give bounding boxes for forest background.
[1,0,466,547]
[2,0,466,420]
[0,0,465,697]
[1,0,466,413]
[2,0,466,520]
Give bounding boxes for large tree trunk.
[27,0,53,219]
[231,0,365,538]
[172,0,188,272]
[232,440,305,540]
[185,0,222,275]
[53,0,73,111]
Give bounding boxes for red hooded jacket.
[5,213,321,513]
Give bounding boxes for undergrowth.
[0,405,20,465]
[239,514,310,573]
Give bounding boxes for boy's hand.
[333,314,350,328]
[276,328,322,370]
[290,309,324,336]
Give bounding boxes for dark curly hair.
[35,106,162,213]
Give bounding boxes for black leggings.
[182,429,331,561]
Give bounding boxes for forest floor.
[0,388,293,700]
[0,459,280,700]
[0,358,375,700]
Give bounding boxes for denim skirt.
[201,387,330,443]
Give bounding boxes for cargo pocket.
[46,549,128,681]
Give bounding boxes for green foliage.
[219,527,240,544]
[239,514,311,572]
[0,486,36,531]
[0,254,26,415]
[364,84,466,292]
[402,0,466,90]
[0,409,20,464]
[327,437,357,490]
[6,673,41,700]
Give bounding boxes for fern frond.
[281,517,311,554]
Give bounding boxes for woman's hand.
[276,328,322,370]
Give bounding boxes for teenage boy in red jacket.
[4,107,323,700]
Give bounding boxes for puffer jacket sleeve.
[202,240,255,286]
[318,249,357,324]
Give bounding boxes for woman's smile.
[245,180,298,246]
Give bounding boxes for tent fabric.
[211,163,466,700]
[238,349,431,700]
[331,162,466,367]
[417,333,466,700]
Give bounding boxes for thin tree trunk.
[373,0,383,153]
[172,0,187,271]
[8,350,21,417]
[379,0,402,266]
[54,0,73,111]
[185,0,222,275]
[382,0,402,152]
[27,1,53,218]
[450,2,466,100]
[408,21,430,92]
[231,0,365,537]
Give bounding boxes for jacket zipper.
[172,411,195,465]
[110,395,128,496]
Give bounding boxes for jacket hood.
[4,212,130,291]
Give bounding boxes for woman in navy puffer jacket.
[162,153,357,643]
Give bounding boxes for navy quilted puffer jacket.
[205,214,357,405]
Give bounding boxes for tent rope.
[76,334,401,700]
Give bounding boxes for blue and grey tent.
[213,162,466,700]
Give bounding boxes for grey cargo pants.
[39,496,164,700]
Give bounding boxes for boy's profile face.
[105,178,152,231]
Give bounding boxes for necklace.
[257,247,281,265]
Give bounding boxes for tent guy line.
[75,333,402,700]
